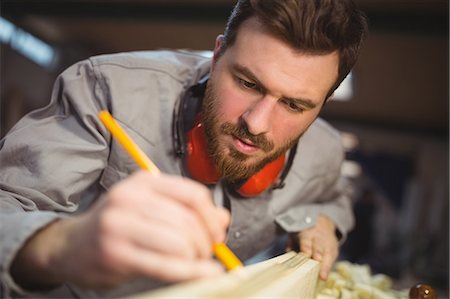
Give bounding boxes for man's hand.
[296,215,339,280]
[11,171,230,290]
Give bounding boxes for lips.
[219,122,274,153]
[232,135,260,154]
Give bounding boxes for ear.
[211,34,225,70]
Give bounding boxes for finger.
[139,197,213,259]
[318,250,336,280]
[105,180,213,258]
[312,241,324,262]
[298,234,313,257]
[101,211,202,259]
[143,173,229,243]
[113,240,225,282]
[317,240,338,281]
[143,257,225,282]
[217,207,231,229]
[122,198,211,258]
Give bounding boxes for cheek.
[271,122,299,146]
[215,88,249,124]
[271,111,319,145]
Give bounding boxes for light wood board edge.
[127,251,319,299]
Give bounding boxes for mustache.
[220,122,274,152]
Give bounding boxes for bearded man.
[0,0,367,298]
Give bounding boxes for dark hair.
[221,0,368,99]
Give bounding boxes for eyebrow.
[231,63,318,110]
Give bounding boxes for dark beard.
[201,79,301,183]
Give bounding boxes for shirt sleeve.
[274,120,355,244]
[0,59,110,297]
[275,175,355,244]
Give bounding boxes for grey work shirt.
[0,50,354,298]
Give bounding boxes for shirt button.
[234,231,241,238]
[305,216,312,224]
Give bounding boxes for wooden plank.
[128,251,320,299]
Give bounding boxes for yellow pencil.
[98,110,243,271]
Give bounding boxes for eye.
[238,78,258,90]
[282,99,305,113]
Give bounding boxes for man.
[0,0,367,297]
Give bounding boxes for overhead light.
[0,17,58,69]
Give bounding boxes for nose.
[241,95,276,136]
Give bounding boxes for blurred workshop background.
[1,0,448,296]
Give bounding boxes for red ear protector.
[185,116,285,197]
[173,75,297,197]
